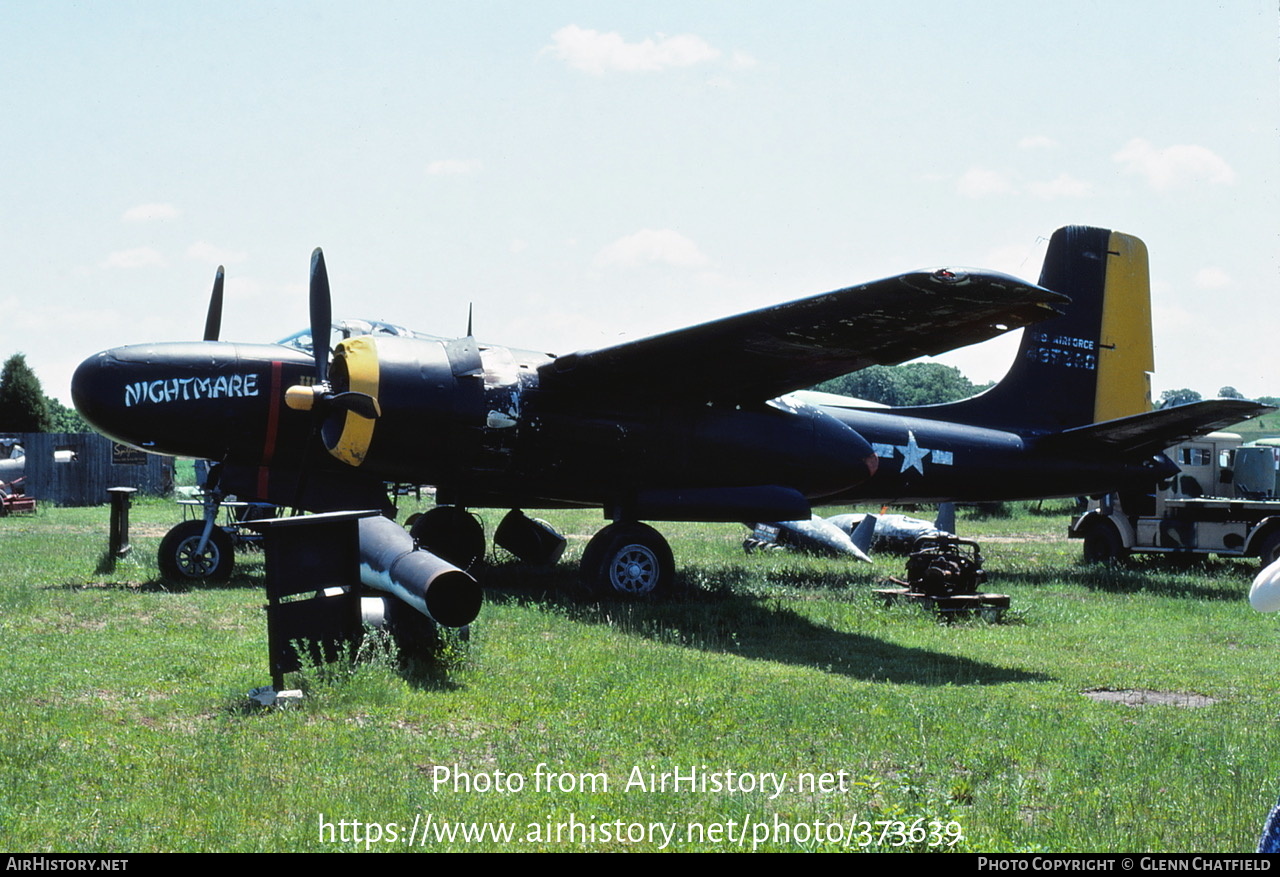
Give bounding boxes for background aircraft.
[71,226,1269,597]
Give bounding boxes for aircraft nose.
[72,347,139,443]
[72,342,283,460]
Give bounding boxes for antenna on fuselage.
[466,302,474,338]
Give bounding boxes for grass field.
[1,497,1278,853]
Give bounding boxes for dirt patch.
[1083,688,1217,707]
[982,535,1070,544]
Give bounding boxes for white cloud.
[427,159,482,176]
[956,168,1092,200]
[956,167,1016,198]
[1017,135,1058,149]
[186,241,247,265]
[100,247,165,269]
[1112,138,1236,191]
[544,25,721,74]
[1026,173,1095,199]
[121,203,180,222]
[595,229,710,269]
[1194,266,1231,289]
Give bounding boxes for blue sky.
[3,2,1275,405]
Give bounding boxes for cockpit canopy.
[277,319,435,357]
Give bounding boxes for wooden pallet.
[873,587,1009,621]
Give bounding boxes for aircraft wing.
[538,269,1067,403]
[1040,399,1277,458]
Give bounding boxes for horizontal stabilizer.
[1040,399,1276,458]
[540,269,1066,403]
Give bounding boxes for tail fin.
[908,226,1154,432]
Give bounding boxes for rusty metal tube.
[358,515,482,627]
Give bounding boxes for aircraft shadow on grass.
[1003,561,1252,602]
[489,586,1050,686]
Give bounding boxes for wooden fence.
[17,433,173,506]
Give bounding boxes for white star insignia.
[896,430,930,474]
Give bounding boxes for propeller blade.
[203,267,225,341]
[309,248,332,384]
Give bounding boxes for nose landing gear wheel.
[158,520,235,583]
[580,522,674,597]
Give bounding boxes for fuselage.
[72,330,1173,518]
[820,405,1176,503]
[72,335,879,517]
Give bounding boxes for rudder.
[903,226,1154,433]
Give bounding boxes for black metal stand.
[106,487,137,568]
[245,510,380,690]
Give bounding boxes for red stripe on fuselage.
[258,361,283,498]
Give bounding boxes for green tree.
[0,354,52,432]
[1159,388,1202,408]
[813,362,988,406]
[44,395,90,433]
[1218,386,1245,400]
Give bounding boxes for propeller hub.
[285,383,324,412]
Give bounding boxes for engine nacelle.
[325,335,489,482]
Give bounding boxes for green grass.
[1228,415,1279,445]
[1,498,1277,852]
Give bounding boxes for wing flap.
[539,269,1066,403]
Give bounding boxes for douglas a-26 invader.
[72,226,1270,597]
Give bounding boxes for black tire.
[581,522,674,598]
[410,506,486,570]
[1257,531,1280,570]
[158,520,235,583]
[1082,521,1126,564]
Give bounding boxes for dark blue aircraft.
[72,226,1268,596]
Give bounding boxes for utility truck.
[1070,432,1280,568]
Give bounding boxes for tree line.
[0,353,89,433]
[811,363,991,406]
[813,365,1275,411]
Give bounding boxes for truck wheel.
[1258,532,1280,569]
[158,520,235,583]
[1083,522,1126,564]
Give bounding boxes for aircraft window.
[277,320,420,355]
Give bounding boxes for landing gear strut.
[409,506,486,570]
[158,492,236,583]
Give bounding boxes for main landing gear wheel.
[158,520,235,583]
[580,522,675,598]
[410,506,486,570]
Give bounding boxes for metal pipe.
[358,515,482,627]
